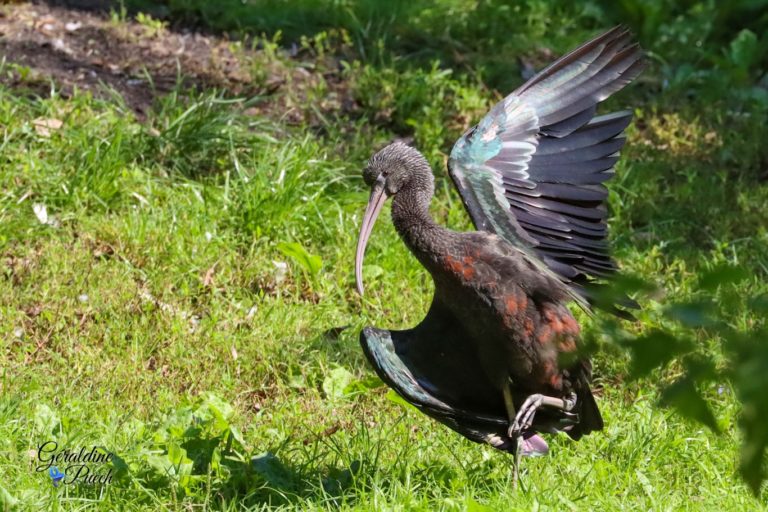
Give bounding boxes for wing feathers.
[536,112,632,155]
[510,195,608,220]
[448,27,644,311]
[535,45,644,125]
[528,155,619,176]
[515,26,628,95]
[515,182,608,202]
[533,137,625,165]
[541,105,596,137]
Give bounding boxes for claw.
[509,392,579,437]
[510,394,544,437]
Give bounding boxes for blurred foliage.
[587,265,768,493]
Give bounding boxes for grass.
[2,0,768,509]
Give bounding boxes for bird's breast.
[430,255,580,393]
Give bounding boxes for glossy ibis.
[354,26,644,478]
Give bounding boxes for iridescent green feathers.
[449,26,645,306]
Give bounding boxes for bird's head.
[355,142,432,296]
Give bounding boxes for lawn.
[1,1,767,510]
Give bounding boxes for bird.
[353,26,644,478]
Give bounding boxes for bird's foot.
[488,431,548,456]
[508,394,544,437]
[519,432,549,457]
[508,392,577,438]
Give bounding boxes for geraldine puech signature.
[36,441,114,486]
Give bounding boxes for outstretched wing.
[449,26,644,304]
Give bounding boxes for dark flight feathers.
[449,26,645,310]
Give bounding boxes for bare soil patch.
[0,2,356,121]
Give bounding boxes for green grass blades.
[2,0,768,509]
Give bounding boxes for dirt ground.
[0,1,356,121]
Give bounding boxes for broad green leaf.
[322,460,361,494]
[660,377,719,433]
[344,374,384,395]
[228,425,246,449]
[110,453,130,479]
[146,443,193,485]
[323,366,354,400]
[729,29,758,71]
[252,452,295,489]
[194,393,235,432]
[167,443,194,489]
[386,389,417,411]
[276,241,322,276]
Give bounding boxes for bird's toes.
[510,418,529,436]
[509,395,546,438]
[511,405,538,434]
[508,417,529,438]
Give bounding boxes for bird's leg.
[502,381,517,427]
[512,435,523,490]
[510,392,577,436]
[502,382,522,490]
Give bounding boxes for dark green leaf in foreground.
[627,330,694,379]
[660,377,719,433]
[698,265,750,291]
[727,330,768,494]
[738,401,768,496]
[729,29,759,73]
[664,302,719,329]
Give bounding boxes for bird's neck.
[391,182,449,261]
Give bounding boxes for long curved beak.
[355,176,388,296]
